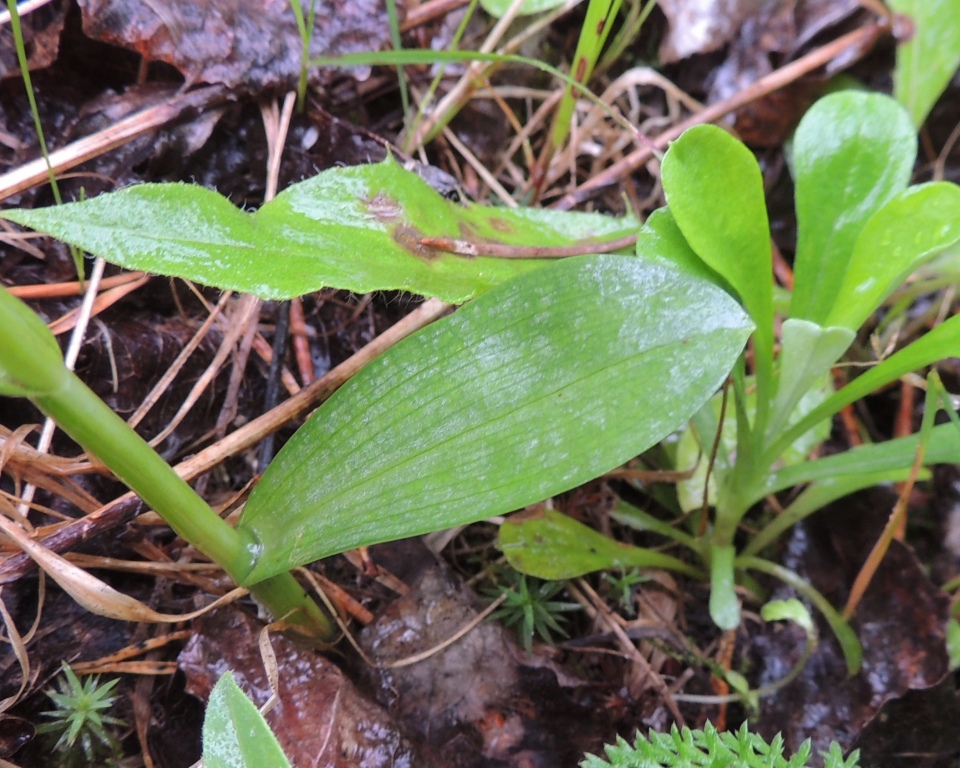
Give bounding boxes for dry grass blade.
[0,86,228,202]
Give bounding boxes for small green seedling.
[485,570,581,653]
[36,662,126,768]
[581,722,860,768]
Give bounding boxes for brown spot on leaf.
[363,192,402,222]
[393,224,440,260]
[488,217,515,234]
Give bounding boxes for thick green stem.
[34,373,254,577]
[33,376,334,640]
[0,284,333,640]
[31,372,334,639]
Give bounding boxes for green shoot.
[5,0,61,206]
[601,568,648,615]
[6,0,86,280]
[36,663,126,768]
[533,0,623,195]
[385,0,410,123]
[288,0,318,112]
[486,570,581,653]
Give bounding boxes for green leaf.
[709,543,740,629]
[890,0,960,127]
[790,91,916,324]
[480,0,568,16]
[767,319,854,438]
[1,157,634,303]
[744,466,920,558]
[761,598,814,635]
[499,508,704,580]
[762,422,960,497]
[661,126,772,320]
[948,618,960,671]
[825,182,960,330]
[203,673,291,768]
[238,255,752,584]
[0,286,65,396]
[636,208,729,289]
[770,312,960,459]
[739,556,862,676]
[661,123,774,433]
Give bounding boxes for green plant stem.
[25,358,333,639]
[737,555,861,675]
[34,374,252,576]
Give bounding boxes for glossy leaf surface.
[1,158,634,303]
[661,124,773,363]
[499,508,704,580]
[709,544,739,629]
[203,673,291,768]
[661,124,774,435]
[826,182,960,330]
[890,0,960,127]
[0,287,65,397]
[790,91,915,324]
[238,255,752,584]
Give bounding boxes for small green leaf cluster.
[35,662,126,768]
[581,723,860,768]
[485,569,581,653]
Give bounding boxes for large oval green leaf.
[237,255,753,584]
[790,91,915,324]
[1,158,634,303]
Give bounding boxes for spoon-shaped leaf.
[1,157,633,303]
[661,124,774,435]
[790,91,915,324]
[499,508,705,580]
[237,255,753,584]
[826,181,960,330]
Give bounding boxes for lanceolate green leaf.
[237,255,753,584]
[203,673,292,768]
[890,0,960,127]
[790,91,916,325]
[1,158,634,303]
[826,182,960,330]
